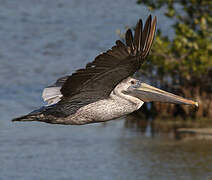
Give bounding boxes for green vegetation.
[137,0,212,119]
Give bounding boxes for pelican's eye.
[130,80,135,85]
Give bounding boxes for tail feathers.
[12,107,46,122]
[12,113,43,122]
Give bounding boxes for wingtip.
[147,14,152,21]
[137,19,143,31]
[147,15,158,25]
[126,28,132,35]
[152,16,157,25]
[125,29,134,49]
[137,19,142,26]
[124,15,157,57]
[153,16,157,21]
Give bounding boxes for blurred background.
[0,0,211,179]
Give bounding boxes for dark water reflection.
[1,120,212,180]
[0,0,212,179]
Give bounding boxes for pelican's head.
[121,77,198,106]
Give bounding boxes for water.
[0,0,211,179]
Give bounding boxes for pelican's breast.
[64,96,143,125]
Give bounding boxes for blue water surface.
[0,0,211,180]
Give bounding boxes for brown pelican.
[12,15,198,125]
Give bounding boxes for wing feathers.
[134,19,143,52]
[59,15,157,98]
[42,87,63,105]
[116,40,125,48]
[141,15,152,52]
[126,29,135,52]
[142,16,157,58]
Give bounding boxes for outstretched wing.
[40,15,157,117]
[60,15,157,100]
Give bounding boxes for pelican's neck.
[111,87,144,110]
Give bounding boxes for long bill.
[134,83,198,106]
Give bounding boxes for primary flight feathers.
[60,15,157,98]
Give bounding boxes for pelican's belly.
[68,98,143,125]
